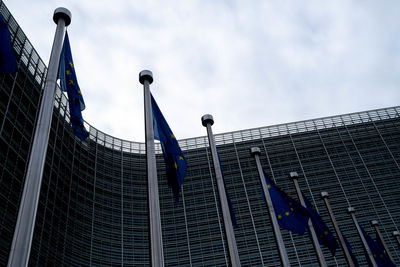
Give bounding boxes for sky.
[4,0,400,142]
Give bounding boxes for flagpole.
[201,114,241,267]
[393,231,400,247]
[347,207,377,267]
[7,8,71,267]
[289,172,327,267]
[250,147,291,267]
[140,70,164,267]
[320,192,355,267]
[371,220,395,263]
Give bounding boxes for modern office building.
[1,2,400,266]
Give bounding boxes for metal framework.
[1,2,400,266]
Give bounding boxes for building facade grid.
[1,2,400,266]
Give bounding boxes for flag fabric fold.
[302,194,338,255]
[0,13,18,74]
[360,225,396,267]
[151,93,187,201]
[225,189,238,228]
[217,154,237,227]
[262,174,309,234]
[58,32,89,141]
[342,232,359,267]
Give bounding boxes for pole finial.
[321,191,329,198]
[371,220,379,226]
[139,70,153,84]
[201,114,214,127]
[53,7,71,26]
[250,147,261,157]
[289,171,299,180]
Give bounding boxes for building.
[1,2,400,266]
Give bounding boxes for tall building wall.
[1,2,400,266]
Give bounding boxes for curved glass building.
[1,2,400,266]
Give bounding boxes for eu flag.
[0,13,17,74]
[58,32,89,141]
[342,232,359,266]
[262,174,309,234]
[226,189,238,228]
[218,154,237,227]
[303,194,338,255]
[151,94,187,201]
[360,225,396,267]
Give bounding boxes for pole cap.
[347,207,355,213]
[53,7,71,26]
[371,220,379,226]
[393,231,399,236]
[139,70,153,84]
[250,147,261,156]
[289,171,299,180]
[201,114,214,127]
[321,191,329,198]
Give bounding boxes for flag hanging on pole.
[218,153,238,227]
[342,232,359,267]
[302,194,338,255]
[58,32,89,141]
[262,174,309,234]
[151,93,187,202]
[0,13,18,74]
[360,225,396,267]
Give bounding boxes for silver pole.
[140,70,164,267]
[7,8,71,267]
[250,147,291,267]
[320,192,355,267]
[371,220,395,263]
[201,114,241,267]
[393,231,400,248]
[289,172,327,267]
[348,207,377,267]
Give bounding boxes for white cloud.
[5,0,400,141]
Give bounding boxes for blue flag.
[342,232,359,266]
[218,153,237,227]
[360,225,396,267]
[151,94,187,201]
[58,32,89,141]
[302,194,338,255]
[262,174,309,234]
[0,13,17,74]
[225,189,238,228]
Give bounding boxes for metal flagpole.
[348,207,377,267]
[393,231,400,247]
[320,192,355,267]
[201,114,241,267]
[139,70,164,267]
[251,147,291,267]
[371,220,395,263]
[7,8,71,267]
[289,172,327,267]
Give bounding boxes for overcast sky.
[5,0,400,142]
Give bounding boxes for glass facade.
[1,2,400,266]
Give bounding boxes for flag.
[226,189,238,228]
[58,32,89,141]
[302,194,338,255]
[262,174,309,234]
[151,93,187,201]
[360,225,396,267]
[218,153,237,227]
[342,232,359,266]
[375,233,396,267]
[0,13,17,74]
